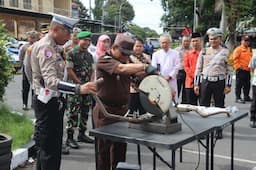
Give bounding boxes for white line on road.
[182,148,256,165]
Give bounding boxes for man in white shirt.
[151,34,180,102]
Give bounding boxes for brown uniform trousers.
[93,103,128,170]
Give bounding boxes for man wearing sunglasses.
[93,34,157,170]
[31,13,97,170]
[233,35,253,103]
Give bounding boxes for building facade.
[0,0,72,39]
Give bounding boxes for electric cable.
[178,112,201,170]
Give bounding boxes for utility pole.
[101,0,106,32]
[119,2,125,31]
[193,0,197,32]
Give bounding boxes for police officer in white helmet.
[31,13,97,170]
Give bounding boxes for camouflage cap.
[206,28,223,38]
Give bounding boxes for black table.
[89,111,247,170]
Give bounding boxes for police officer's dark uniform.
[194,28,233,138]
[93,34,157,170]
[65,31,94,149]
[31,13,96,170]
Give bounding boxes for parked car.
[5,37,27,72]
[5,44,21,72]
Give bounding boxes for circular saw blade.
[139,75,171,117]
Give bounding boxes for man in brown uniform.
[93,34,157,170]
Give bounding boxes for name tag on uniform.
[37,88,54,104]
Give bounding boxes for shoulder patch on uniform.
[44,48,53,58]
[103,55,112,59]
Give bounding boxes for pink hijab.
[95,34,111,57]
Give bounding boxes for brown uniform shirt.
[93,54,131,127]
[96,55,130,106]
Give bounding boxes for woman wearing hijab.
[93,34,111,62]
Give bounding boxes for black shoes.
[66,138,80,149]
[62,144,70,155]
[244,96,252,102]
[77,134,94,144]
[235,98,245,104]
[250,121,256,128]
[22,104,29,110]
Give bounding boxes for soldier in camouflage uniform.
[65,31,94,149]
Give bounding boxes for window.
[0,0,4,6]
[23,0,31,9]
[9,0,18,7]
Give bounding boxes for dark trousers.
[235,69,251,99]
[33,96,64,170]
[185,88,198,105]
[129,93,146,115]
[96,139,127,170]
[93,104,127,170]
[177,69,187,103]
[22,67,31,106]
[200,79,225,107]
[250,85,256,121]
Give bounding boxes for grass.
[0,103,34,150]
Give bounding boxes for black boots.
[77,130,94,143]
[66,129,79,149]
[61,144,70,155]
[250,113,256,128]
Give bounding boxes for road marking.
[182,148,256,164]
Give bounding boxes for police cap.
[73,27,81,34]
[26,30,39,38]
[206,28,223,38]
[77,31,91,39]
[50,13,79,32]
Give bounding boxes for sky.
[80,0,163,34]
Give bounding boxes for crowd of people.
[17,12,256,170]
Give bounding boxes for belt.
[203,75,225,82]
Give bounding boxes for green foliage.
[72,0,89,19]
[128,24,158,40]
[0,104,34,150]
[93,0,105,20]
[0,21,14,101]
[93,0,134,26]
[161,0,255,35]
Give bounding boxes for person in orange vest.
[233,35,253,103]
[183,32,202,105]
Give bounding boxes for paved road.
[5,74,256,170]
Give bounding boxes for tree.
[72,0,90,19]
[92,0,134,27]
[92,0,105,20]
[161,0,255,49]
[0,21,14,100]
